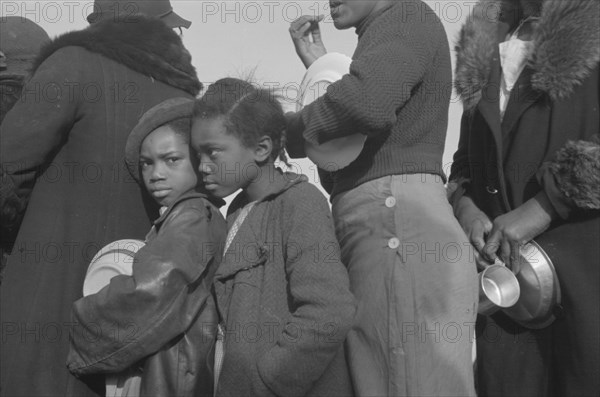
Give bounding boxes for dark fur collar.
[31,17,201,96]
[455,0,600,110]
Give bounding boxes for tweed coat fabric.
[213,173,356,397]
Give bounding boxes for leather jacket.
[67,191,226,396]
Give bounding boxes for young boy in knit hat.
[67,97,227,397]
[286,1,477,396]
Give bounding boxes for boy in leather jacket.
[67,98,227,396]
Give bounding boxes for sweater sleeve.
[299,39,425,145]
[0,48,80,224]
[67,201,226,375]
[255,184,356,397]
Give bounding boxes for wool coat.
[450,1,600,395]
[214,173,356,397]
[0,17,201,397]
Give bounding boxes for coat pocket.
[216,242,270,284]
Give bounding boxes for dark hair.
[159,116,191,143]
[193,78,289,165]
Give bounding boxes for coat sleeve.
[536,136,600,219]
[67,201,225,375]
[448,112,473,206]
[529,68,600,220]
[290,39,426,148]
[255,185,356,397]
[0,47,81,219]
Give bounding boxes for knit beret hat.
[87,0,191,29]
[0,17,50,78]
[125,97,194,183]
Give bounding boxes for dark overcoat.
[450,1,600,395]
[0,18,201,396]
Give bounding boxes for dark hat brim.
[87,10,191,29]
[160,11,191,29]
[125,97,195,183]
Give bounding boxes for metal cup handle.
[477,256,520,315]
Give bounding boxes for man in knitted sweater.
[287,1,477,396]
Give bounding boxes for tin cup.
[478,258,521,315]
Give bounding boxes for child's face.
[329,0,384,29]
[191,117,260,199]
[140,125,198,207]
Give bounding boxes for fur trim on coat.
[31,17,201,96]
[550,139,600,210]
[455,0,600,110]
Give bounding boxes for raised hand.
[289,15,327,68]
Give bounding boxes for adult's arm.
[448,113,493,259]
[0,47,81,221]
[289,39,426,150]
[484,136,600,267]
[535,137,600,219]
[448,112,474,208]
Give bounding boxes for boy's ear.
[254,135,273,163]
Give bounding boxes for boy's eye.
[198,148,220,158]
[196,147,222,160]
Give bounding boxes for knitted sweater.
[288,1,452,198]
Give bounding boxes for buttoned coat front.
[450,1,600,395]
[213,175,356,397]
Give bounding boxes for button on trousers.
[332,174,478,397]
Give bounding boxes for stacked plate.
[82,239,146,397]
[83,239,146,296]
[298,52,366,171]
